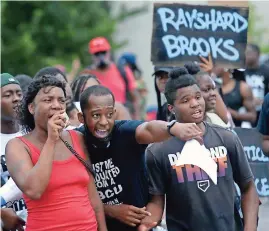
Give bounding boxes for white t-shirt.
[205,112,230,128]
[1,131,28,221]
[1,132,22,182]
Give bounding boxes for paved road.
[258,197,269,231]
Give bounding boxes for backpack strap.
[117,62,130,97]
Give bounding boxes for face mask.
[95,54,109,69]
[97,60,108,69]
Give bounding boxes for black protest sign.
[234,128,269,197]
[233,128,269,163]
[249,163,269,197]
[151,3,249,68]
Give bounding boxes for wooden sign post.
[151,3,249,68]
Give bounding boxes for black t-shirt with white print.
[245,65,269,111]
[146,122,253,231]
[76,120,149,231]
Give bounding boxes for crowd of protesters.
[1,35,268,231]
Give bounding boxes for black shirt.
[146,123,253,231]
[76,120,149,231]
[257,93,269,135]
[245,65,269,111]
[222,81,243,127]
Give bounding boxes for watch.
[167,120,177,136]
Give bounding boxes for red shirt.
[17,131,97,231]
[89,63,137,104]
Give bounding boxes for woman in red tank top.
[5,76,107,231]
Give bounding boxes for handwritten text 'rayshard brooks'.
[157,7,248,61]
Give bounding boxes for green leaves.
[248,2,269,53]
[1,1,147,76]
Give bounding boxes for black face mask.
[95,53,109,69]
[97,60,108,69]
[83,124,112,149]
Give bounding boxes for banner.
[151,3,249,68]
[234,128,269,197]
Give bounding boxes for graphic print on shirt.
[168,146,228,192]
[197,180,210,192]
[93,158,122,205]
[246,74,265,100]
[1,150,27,212]
[2,198,27,212]
[1,154,9,182]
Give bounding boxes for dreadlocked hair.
[154,76,163,120]
[18,76,66,134]
[71,72,100,102]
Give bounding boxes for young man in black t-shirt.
[245,43,269,127]
[139,68,259,231]
[76,85,203,231]
[257,93,269,156]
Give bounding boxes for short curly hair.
[18,76,66,133]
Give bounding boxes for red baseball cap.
[89,37,111,54]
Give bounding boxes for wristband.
[167,120,177,136]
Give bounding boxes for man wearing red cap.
[84,37,140,119]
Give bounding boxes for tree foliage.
[1,1,147,76]
[247,2,269,53]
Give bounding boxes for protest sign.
[208,1,248,8]
[250,163,269,197]
[234,128,269,197]
[151,3,249,68]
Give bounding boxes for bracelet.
[167,120,177,136]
